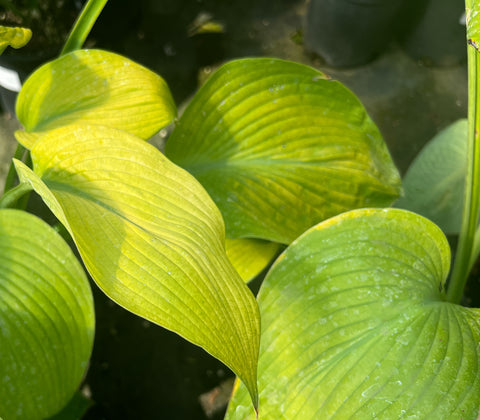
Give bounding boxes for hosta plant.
[0,0,479,419]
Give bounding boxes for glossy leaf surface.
[395,119,469,234]
[0,26,32,54]
[166,58,401,244]
[14,124,260,406]
[0,209,94,420]
[226,208,480,419]
[15,49,176,149]
[226,238,281,283]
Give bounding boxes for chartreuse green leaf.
[225,238,281,283]
[13,124,260,409]
[0,209,94,420]
[15,49,176,149]
[395,119,470,234]
[0,26,32,54]
[467,0,480,50]
[165,58,401,244]
[226,208,480,419]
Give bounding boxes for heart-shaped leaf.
[14,124,260,408]
[15,49,176,149]
[395,119,470,234]
[226,208,480,419]
[0,26,32,54]
[0,209,94,420]
[165,58,402,244]
[226,238,281,283]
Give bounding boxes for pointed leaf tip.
[14,124,260,408]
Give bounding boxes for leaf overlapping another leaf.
[226,238,281,283]
[166,58,402,244]
[0,209,94,420]
[226,208,480,419]
[14,124,260,409]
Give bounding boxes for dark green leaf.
[395,119,469,234]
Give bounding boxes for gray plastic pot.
[399,0,466,66]
[304,0,406,68]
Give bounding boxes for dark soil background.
[0,0,477,419]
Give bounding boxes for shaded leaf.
[14,124,260,407]
[15,49,176,149]
[0,26,32,54]
[166,58,402,244]
[226,238,281,283]
[46,391,92,420]
[395,119,470,234]
[226,208,480,419]
[0,209,94,420]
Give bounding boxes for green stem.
[3,143,27,194]
[61,0,108,55]
[447,47,480,303]
[0,182,32,209]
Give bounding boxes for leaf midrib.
[185,157,364,176]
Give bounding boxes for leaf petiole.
[0,182,32,209]
[3,143,27,194]
[61,0,108,55]
[447,37,480,303]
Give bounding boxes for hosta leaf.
[46,391,92,420]
[226,238,281,283]
[0,26,32,54]
[395,119,470,234]
[15,49,176,149]
[0,209,94,420]
[165,58,401,244]
[14,124,260,408]
[226,208,480,419]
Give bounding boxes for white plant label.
[0,66,21,92]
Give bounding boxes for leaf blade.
[226,209,480,419]
[16,124,260,408]
[0,209,94,420]
[166,58,402,244]
[395,119,471,234]
[15,49,176,149]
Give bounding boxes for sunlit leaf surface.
[166,58,401,244]
[226,238,281,283]
[14,124,260,408]
[226,208,480,419]
[15,49,176,149]
[395,119,470,234]
[0,209,94,420]
[467,0,480,50]
[0,26,31,54]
